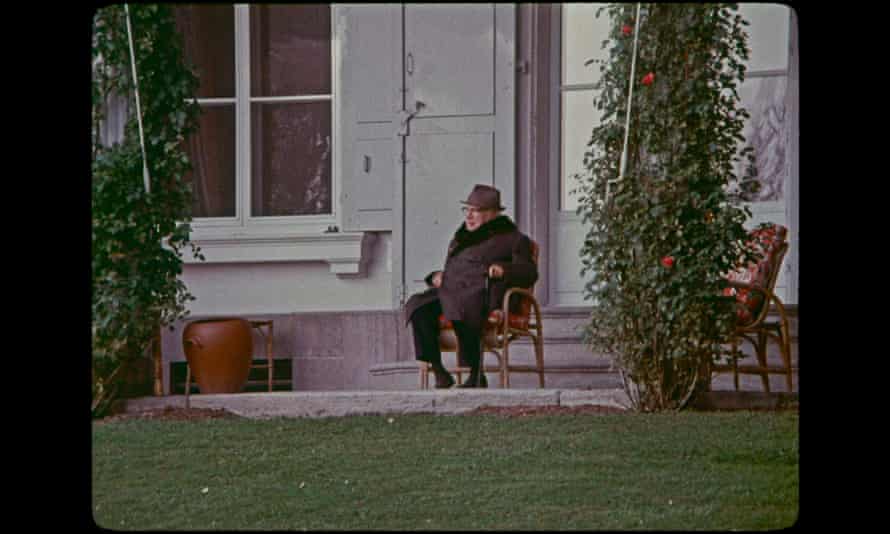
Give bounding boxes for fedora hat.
[460,184,505,211]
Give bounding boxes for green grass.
[92,411,798,530]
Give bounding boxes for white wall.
[182,232,393,315]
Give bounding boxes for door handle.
[363,155,371,173]
[399,109,416,133]
[398,101,425,137]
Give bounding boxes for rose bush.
[575,3,760,411]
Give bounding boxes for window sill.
[181,230,373,278]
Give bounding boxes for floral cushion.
[723,224,787,326]
[439,308,531,331]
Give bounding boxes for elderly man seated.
[404,184,538,388]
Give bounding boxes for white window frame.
[182,4,365,271]
[546,3,596,306]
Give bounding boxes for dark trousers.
[410,299,483,370]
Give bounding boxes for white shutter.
[336,5,401,232]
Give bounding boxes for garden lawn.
[92,411,798,530]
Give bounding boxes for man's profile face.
[463,205,497,231]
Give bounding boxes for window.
[558,3,611,213]
[734,3,790,205]
[548,3,797,304]
[174,4,334,228]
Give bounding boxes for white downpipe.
[607,2,642,200]
[124,4,151,194]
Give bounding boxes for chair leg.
[781,341,793,392]
[266,324,274,393]
[482,345,504,389]
[779,325,793,392]
[419,361,428,390]
[502,338,510,389]
[534,334,545,389]
[756,330,771,394]
[731,339,740,391]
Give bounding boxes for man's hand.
[432,271,443,288]
[488,264,504,279]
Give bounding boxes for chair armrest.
[726,281,790,332]
[501,287,542,334]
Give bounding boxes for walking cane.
[479,271,489,386]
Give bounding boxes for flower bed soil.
[465,405,628,417]
[95,406,241,424]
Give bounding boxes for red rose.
[661,256,674,269]
[642,72,655,86]
[622,25,633,36]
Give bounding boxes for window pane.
[250,4,331,97]
[562,3,611,86]
[183,106,236,218]
[173,5,235,98]
[736,76,787,203]
[739,4,789,72]
[251,101,332,216]
[562,89,600,212]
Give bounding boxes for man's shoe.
[434,369,455,389]
[457,371,488,388]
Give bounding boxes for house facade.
[153,3,798,394]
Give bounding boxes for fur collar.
[448,215,517,257]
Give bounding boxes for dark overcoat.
[404,215,538,330]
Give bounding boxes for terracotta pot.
[182,318,253,394]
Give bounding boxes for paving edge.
[113,389,634,419]
[112,389,796,419]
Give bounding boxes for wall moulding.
[181,231,373,277]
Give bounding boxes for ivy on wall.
[92,4,203,416]
[576,3,761,411]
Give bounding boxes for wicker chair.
[712,223,794,392]
[419,240,544,389]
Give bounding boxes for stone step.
[370,357,797,393]
[370,305,799,393]
[537,306,799,342]
[369,360,623,390]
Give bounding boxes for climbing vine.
[92,4,202,416]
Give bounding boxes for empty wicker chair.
[712,223,793,392]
